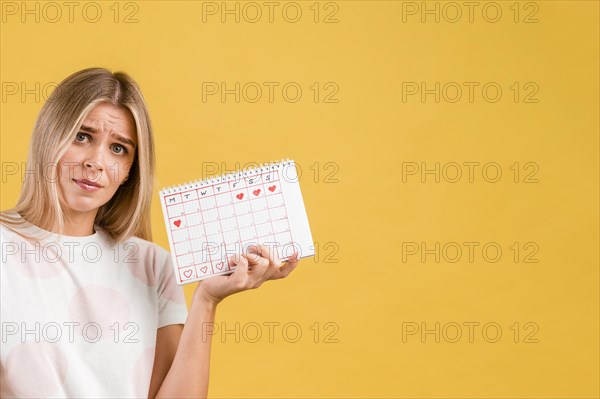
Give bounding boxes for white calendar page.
[159,159,315,285]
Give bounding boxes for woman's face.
[57,102,137,217]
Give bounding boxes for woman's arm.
[153,246,299,399]
[153,288,217,399]
[148,324,184,398]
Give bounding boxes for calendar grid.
[242,173,258,249]
[161,159,312,284]
[247,182,261,249]
[227,179,244,262]
[257,170,280,252]
[265,171,282,256]
[215,187,229,273]
[179,216,193,277]
[199,197,214,276]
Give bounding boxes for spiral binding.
[159,158,294,196]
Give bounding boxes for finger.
[229,253,249,276]
[242,253,270,275]
[229,255,263,291]
[268,246,283,268]
[244,251,262,266]
[243,251,269,270]
[245,246,275,279]
[270,261,298,280]
[287,251,300,262]
[247,245,282,268]
[270,251,300,280]
[281,251,299,266]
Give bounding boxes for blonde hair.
[0,68,156,244]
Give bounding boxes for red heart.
[268,185,276,192]
[174,220,181,227]
[216,261,224,270]
[236,193,244,200]
[253,189,261,196]
[200,266,208,273]
[183,269,192,278]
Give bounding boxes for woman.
[0,68,299,398]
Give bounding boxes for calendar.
[159,159,315,285]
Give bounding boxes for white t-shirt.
[0,212,189,398]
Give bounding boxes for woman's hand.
[193,245,300,305]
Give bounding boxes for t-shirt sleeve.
[156,247,189,328]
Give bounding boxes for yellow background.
[1,1,598,397]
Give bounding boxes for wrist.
[193,283,222,308]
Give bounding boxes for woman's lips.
[73,179,102,192]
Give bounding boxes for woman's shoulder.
[121,234,168,254]
[0,220,16,241]
[115,233,171,267]
[116,234,177,287]
[0,211,34,242]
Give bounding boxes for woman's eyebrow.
[80,124,137,148]
[80,124,98,134]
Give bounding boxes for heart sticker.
[268,185,276,192]
[253,189,261,196]
[236,193,244,200]
[183,269,192,278]
[174,220,181,227]
[200,266,208,273]
[215,262,224,270]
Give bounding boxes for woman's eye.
[75,132,90,142]
[112,144,128,155]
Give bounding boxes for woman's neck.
[63,211,98,236]
[15,209,98,237]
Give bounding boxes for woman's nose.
[84,159,103,170]
[83,146,106,177]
